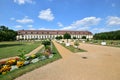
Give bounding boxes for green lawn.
[0,41,62,80]
[60,43,86,53]
[87,40,120,47]
[0,41,41,59]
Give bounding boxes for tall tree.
[82,36,86,39]
[93,30,120,40]
[73,36,76,39]
[0,25,17,41]
[55,36,63,40]
[63,33,71,43]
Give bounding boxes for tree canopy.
[42,40,51,47]
[63,33,71,43]
[63,33,71,39]
[55,36,63,40]
[93,30,120,40]
[82,36,86,39]
[0,26,17,41]
[73,36,76,39]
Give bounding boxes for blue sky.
[0,0,120,33]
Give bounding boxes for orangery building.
[16,30,93,40]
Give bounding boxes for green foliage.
[90,40,120,47]
[73,36,76,39]
[55,36,63,40]
[18,49,26,61]
[0,26,17,41]
[94,30,120,40]
[86,39,89,42]
[63,33,71,42]
[74,41,79,46]
[82,36,86,39]
[42,40,51,47]
[45,45,51,49]
[63,33,71,39]
[61,43,86,53]
[0,41,41,59]
[0,42,61,80]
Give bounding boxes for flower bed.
[0,51,54,75]
[0,41,61,80]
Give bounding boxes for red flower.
[15,57,19,61]
[0,61,6,65]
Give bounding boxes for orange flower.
[6,59,16,65]
[17,61,24,68]
[1,65,11,72]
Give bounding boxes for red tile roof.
[17,30,92,35]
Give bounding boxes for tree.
[55,36,62,40]
[59,36,63,39]
[73,36,76,39]
[0,25,17,41]
[93,30,120,40]
[63,33,71,43]
[42,40,51,47]
[82,36,86,39]
[0,26,8,31]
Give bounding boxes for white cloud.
[78,27,89,30]
[92,28,106,32]
[106,16,120,26]
[16,16,34,24]
[15,25,23,28]
[38,8,54,21]
[61,17,101,30]
[57,22,63,27]
[14,0,35,5]
[38,27,51,30]
[61,26,73,30]
[92,27,120,33]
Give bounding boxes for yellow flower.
[2,72,6,75]
[6,59,16,65]
[17,61,24,68]
[31,54,36,58]
[1,65,11,72]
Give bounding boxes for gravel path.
[15,41,120,80]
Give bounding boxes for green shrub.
[74,41,79,47]
[42,41,51,47]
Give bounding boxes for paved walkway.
[0,45,43,62]
[15,41,120,80]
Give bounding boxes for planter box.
[31,58,39,63]
[49,54,54,59]
[74,46,78,48]
[10,65,18,71]
[59,41,62,43]
[66,43,70,46]
[82,41,85,43]
[101,42,106,46]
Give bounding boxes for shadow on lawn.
[0,44,25,48]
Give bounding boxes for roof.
[17,30,93,35]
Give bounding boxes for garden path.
[0,45,43,62]
[15,41,120,80]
